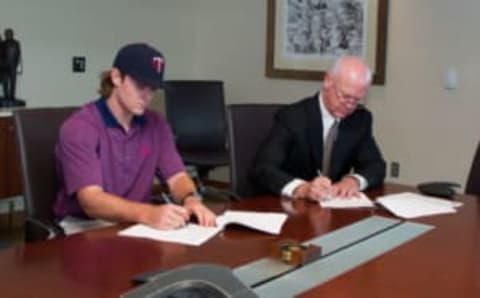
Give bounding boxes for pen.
[160,192,176,204]
[316,169,332,201]
[160,193,188,228]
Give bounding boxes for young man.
[253,56,386,201]
[54,43,216,231]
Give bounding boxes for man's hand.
[183,197,216,227]
[331,176,360,198]
[140,204,190,230]
[166,172,216,226]
[293,176,332,201]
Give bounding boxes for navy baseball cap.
[113,43,165,89]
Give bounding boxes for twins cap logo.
[152,56,164,73]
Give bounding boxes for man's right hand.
[293,176,332,201]
[140,204,190,230]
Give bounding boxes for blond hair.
[98,71,114,98]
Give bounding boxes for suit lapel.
[306,95,324,171]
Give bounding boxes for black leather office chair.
[14,107,77,242]
[164,80,229,177]
[466,141,480,196]
[419,142,480,198]
[227,104,284,198]
[164,80,235,200]
[0,241,9,250]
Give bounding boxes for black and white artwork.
[266,0,387,84]
[284,0,365,58]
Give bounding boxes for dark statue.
[0,28,25,107]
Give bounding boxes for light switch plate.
[72,56,86,73]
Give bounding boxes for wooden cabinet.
[0,116,22,199]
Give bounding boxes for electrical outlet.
[390,161,400,178]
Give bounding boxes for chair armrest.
[202,186,241,202]
[417,181,461,198]
[25,217,65,242]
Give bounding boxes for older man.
[253,56,386,201]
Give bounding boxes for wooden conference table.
[0,183,478,297]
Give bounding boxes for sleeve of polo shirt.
[155,118,185,181]
[57,119,103,196]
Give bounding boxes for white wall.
[2,0,479,187]
[0,0,196,106]
[187,0,480,187]
[371,0,480,187]
[189,0,320,103]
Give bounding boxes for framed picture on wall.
[266,0,389,85]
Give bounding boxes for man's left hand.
[331,176,360,198]
[183,197,217,227]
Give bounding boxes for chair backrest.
[164,80,227,152]
[14,107,77,240]
[227,104,284,198]
[466,141,480,196]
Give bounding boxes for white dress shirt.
[281,93,367,198]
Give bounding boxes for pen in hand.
[160,193,188,229]
[316,170,332,201]
[160,192,177,205]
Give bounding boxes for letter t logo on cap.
[152,57,164,73]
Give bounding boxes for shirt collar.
[95,98,146,128]
[318,93,338,123]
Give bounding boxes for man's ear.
[111,68,123,86]
[323,72,333,88]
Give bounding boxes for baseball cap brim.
[128,69,164,90]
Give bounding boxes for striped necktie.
[322,120,339,177]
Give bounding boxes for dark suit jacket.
[252,93,386,195]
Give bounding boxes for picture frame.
[266,0,389,85]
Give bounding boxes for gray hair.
[330,56,372,85]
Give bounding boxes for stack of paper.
[118,224,221,246]
[319,192,375,209]
[118,210,288,246]
[216,210,287,234]
[376,192,463,219]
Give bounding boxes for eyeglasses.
[333,83,363,106]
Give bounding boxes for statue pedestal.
[0,98,26,107]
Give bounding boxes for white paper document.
[217,211,288,234]
[376,192,463,219]
[118,224,221,246]
[319,192,375,209]
[118,210,288,246]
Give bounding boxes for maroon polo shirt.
[54,98,184,219]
